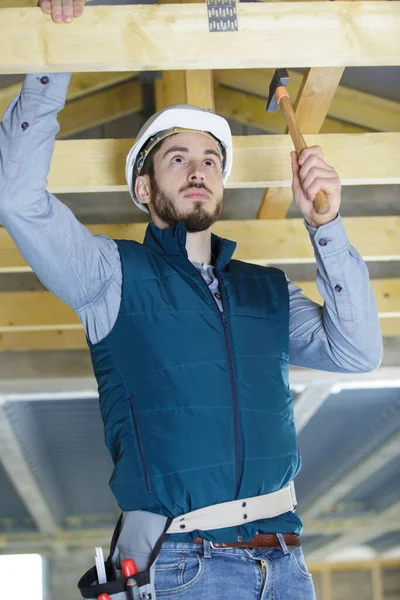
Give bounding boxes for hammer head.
[266,68,290,112]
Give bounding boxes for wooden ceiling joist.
[57,79,143,138]
[0,319,398,352]
[10,133,398,194]
[0,279,398,351]
[0,72,137,120]
[215,69,400,133]
[292,67,345,134]
[1,217,400,273]
[0,3,399,74]
[215,87,368,135]
[155,70,215,112]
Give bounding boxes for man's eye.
[205,160,215,167]
[172,156,184,163]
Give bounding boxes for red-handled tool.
[122,559,139,600]
[98,594,112,600]
[122,559,139,577]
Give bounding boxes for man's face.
[145,131,225,233]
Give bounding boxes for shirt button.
[214,292,221,300]
[21,122,29,130]
[319,238,328,247]
[40,76,49,85]
[334,285,342,293]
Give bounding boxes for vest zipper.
[129,396,152,494]
[218,281,243,543]
[190,264,243,542]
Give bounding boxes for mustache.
[179,182,213,195]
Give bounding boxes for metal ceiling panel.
[3,398,118,528]
[295,387,400,513]
[368,531,400,553]
[0,462,35,533]
[335,455,400,515]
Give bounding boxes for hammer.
[266,69,330,215]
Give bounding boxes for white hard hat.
[125,105,233,213]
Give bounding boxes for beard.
[150,178,224,233]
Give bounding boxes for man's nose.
[189,169,205,183]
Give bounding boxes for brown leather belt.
[187,533,301,548]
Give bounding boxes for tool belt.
[78,482,297,600]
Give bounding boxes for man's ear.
[135,175,152,206]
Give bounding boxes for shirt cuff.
[304,213,350,257]
[21,73,72,105]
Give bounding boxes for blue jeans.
[154,534,316,599]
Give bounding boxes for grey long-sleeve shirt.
[0,73,383,373]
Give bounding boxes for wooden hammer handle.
[279,95,330,216]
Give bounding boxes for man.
[1,8,382,599]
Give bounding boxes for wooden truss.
[0,2,399,351]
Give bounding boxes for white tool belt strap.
[167,481,297,534]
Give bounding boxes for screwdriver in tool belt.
[122,559,139,600]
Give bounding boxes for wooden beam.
[257,67,345,219]
[215,86,367,134]
[1,4,400,74]
[371,565,384,600]
[155,70,214,112]
[293,67,345,134]
[0,0,36,5]
[0,72,137,119]
[155,0,214,111]
[308,559,400,572]
[57,79,142,138]
[0,280,397,350]
[215,69,400,133]
[1,281,399,326]
[0,328,87,351]
[155,71,186,111]
[321,570,333,600]
[4,133,396,194]
[185,70,215,111]
[2,217,400,273]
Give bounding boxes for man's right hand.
[37,0,86,24]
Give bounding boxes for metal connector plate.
[207,0,238,32]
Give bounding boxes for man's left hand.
[291,146,341,228]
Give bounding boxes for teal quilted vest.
[89,222,302,542]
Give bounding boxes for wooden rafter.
[13,134,399,193]
[0,280,398,350]
[155,0,214,112]
[2,217,400,273]
[155,70,215,112]
[1,4,399,74]
[57,79,142,138]
[215,86,368,135]
[0,72,137,119]
[215,69,400,133]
